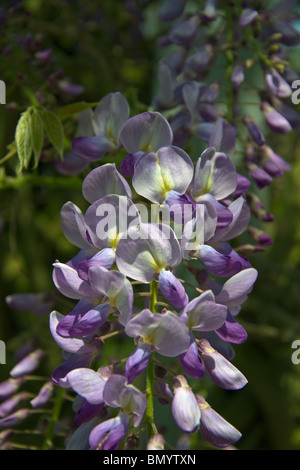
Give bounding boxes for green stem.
[149,280,158,313]
[225,5,234,123]
[42,386,65,450]
[146,280,158,440]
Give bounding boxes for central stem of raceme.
[146,280,158,440]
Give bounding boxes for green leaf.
[58,101,99,119]
[42,110,65,158]
[15,109,33,171]
[30,110,44,168]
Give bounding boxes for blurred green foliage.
[0,0,300,450]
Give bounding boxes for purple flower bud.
[216,312,248,345]
[243,115,265,146]
[125,344,151,384]
[157,0,186,21]
[261,102,292,134]
[169,16,199,46]
[231,65,244,89]
[247,226,273,246]
[120,152,143,178]
[30,381,54,409]
[0,392,30,418]
[197,339,248,390]
[246,162,273,189]
[196,395,242,448]
[35,48,52,62]
[272,19,300,46]
[0,378,25,401]
[6,292,54,316]
[239,8,258,27]
[147,434,165,450]
[89,413,129,450]
[265,69,292,98]
[179,340,205,379]
[186,45,213,74]
[154,380,173,405]
[158,269,188,309]
[74,401,106,427]
[0,409,31,430]
[231,174,251,199]
[172,375,201,433]
[10,349,44,379]
[58,81,84,96]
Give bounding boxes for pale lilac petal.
[197,395,242,448]
[67,368,106,405]
[191,148,237,201]
[61,202,90,249]
[52,262,95,299]
[93,92,130,142]
[84,195,140,250]
[30,381,54,409]
[116,223,182,283]
[126,309,190,357]
[87,267,133,325]
[77,248,115,281]
[215,268,258,307]
[172,376,201,433]
[49,311,96,354]
[119,111,173,154]
[10,349,44,378]
[198,339,248,390]
[103,375,127,408]
[239,8,258,27]
[181,291,227,331]
[210,196,251,243]
[82,163,132,204]
[132,146,193,203]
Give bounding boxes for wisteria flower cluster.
[46,99,261,450]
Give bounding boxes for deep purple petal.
[72,136,112,161]
[125,344,151,384]
[179,340,205,379]
[158,269,188,309]
[215,312,248,344]
[89,414,129,450]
